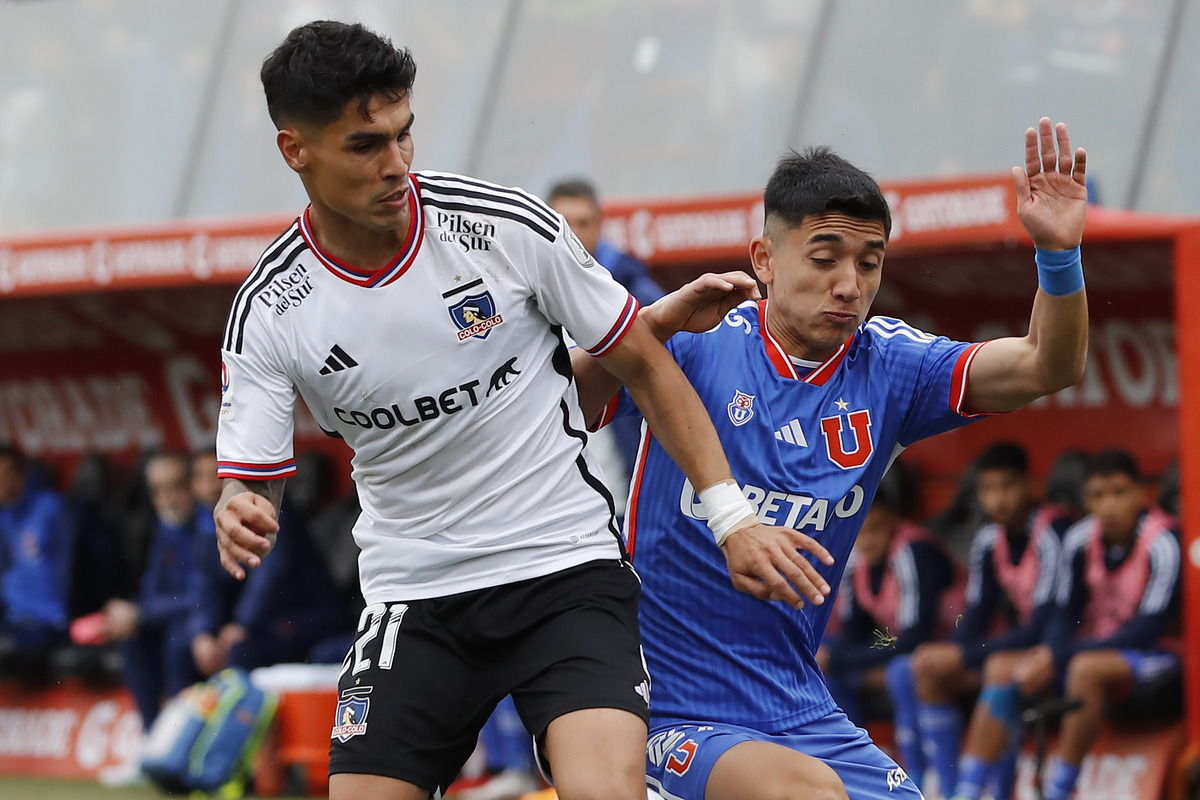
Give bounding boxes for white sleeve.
[216,307,298,481]
[509,212,639,357]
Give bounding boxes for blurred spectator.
[103,452,202,727]
[894,443,1074,796]
[0,443,72,656]
[65,455,123,619]
[547,178,665,497]
[188,448,243,677]
[190,450,353,675]
[817,467,962,726]
[952,450,1182,800]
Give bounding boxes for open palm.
[1013,117,1087,251]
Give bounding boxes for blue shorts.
[645,709,923,800]
[1120,649,1180,685]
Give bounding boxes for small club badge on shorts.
[332,686,372,743]
[728,390,756,426]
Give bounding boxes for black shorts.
[328,559,649,794]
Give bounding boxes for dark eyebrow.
[344,113,415,145]
[806,232,886,251]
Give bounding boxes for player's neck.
[307,203,413,272]
[765,313,839,364]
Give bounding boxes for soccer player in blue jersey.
[571,117,1089,800]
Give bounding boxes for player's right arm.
[216,239,302,580]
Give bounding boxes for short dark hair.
[547,178,599,207]
[1085,449,1140,481]
[764,147,892,239]
[0,443,26,471]
[261,20,417,129]
[975,442,1029,475]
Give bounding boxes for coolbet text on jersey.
[216,171,640,603]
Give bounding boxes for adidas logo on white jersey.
[773,419,808,447]
[319,345,359,375]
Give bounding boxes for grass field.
[0,778,307,799]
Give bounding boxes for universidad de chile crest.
[448,289,505,341]
[728,390,756,426]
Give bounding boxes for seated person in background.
[0,444,72,657]
[548,177,665,495]
[102,452,202,727]
[817,468,961,727]
[189,449,245,677]
[890,442,1073,796]
[951,450,1181,800]
[191,450,352,675]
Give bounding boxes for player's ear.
[277,128,308,173]
[749,235,774,286]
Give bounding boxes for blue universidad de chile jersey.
[600,300,987,731]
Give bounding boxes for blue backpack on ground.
[142,667,278,797]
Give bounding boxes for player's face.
[976,468,1030,530]
[146,457,195,528]
[1083,472,1144,544]
[281,93,415,235]
[855,504,897,566]
[750,213,886,361]
[550,195,602,254]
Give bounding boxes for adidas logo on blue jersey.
[773,419,808,447]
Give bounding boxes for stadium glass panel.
[795,0,1173,208]
[0,0,228,233]
[475,0,824,198]
[1136,0,1200,214]
[184,0,511,219]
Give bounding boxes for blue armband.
[1035,246,1084,296]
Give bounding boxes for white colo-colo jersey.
[217,171,639,602]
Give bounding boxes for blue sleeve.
[138,527,196,627]
[614,253,665,306]
[1070,530,1181,655]
[865,318,982,447]
[827,542,949,670]
[954,532,1001,667]
[1046,540,1088,669]
[187,525,240,639]
[233,526,288,631]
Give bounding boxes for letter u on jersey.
[820,409,874,469]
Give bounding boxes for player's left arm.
[963,118,1089,414]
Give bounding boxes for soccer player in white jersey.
[213,21,833,800]
[570,119,1089,799]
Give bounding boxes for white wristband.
[698,480,758,547]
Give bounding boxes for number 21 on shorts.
[343,602,408,677]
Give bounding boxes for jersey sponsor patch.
[445,282,505,341]
[332,686,372,743]
[727,390,756,426]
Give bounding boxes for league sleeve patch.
[219,360,235,420]
[564,227,596,267]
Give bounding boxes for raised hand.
[1013,117,1087,251]
[643,271,760,341]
